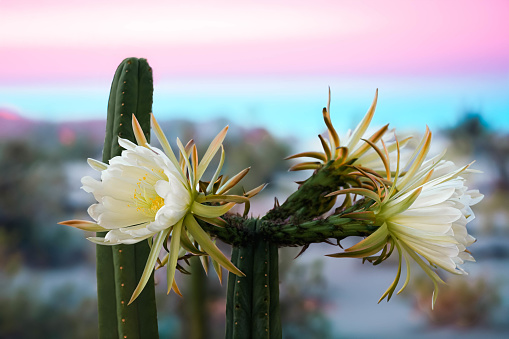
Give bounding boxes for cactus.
[94,62,377,339]
[225,220,281,339]
[88,69,375,338]
[187,256,208,339]
[58,58,482,339]
[97,57,159,339]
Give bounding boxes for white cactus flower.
[82,137,191,245]
[60,114,265,303]
[327,128,483,307]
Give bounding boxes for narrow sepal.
[58,220,108,232]
[285,151,327,162]
[217,167,251,195]
[289,162,322,171]
[197,126,228,182]
[184,214,244,277]
[212,257,223,284]
[129,229,170,304]
[166,220,184,295]
[191,201,236,218]
[194,215,228,228]
[326,188,381,204]
[150,113,180,168]
[132,114,149,147]
[244,183,267,198]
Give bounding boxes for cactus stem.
[97,57,158,339]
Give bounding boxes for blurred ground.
[0,113,508,338]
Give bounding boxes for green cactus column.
[225,220,281,339]
[187,256,208,339]
[97,57,159,339]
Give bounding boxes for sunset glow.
[0,0,508,135]
[2,0,508,80]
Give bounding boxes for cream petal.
[155,177,191,206]
[118,137,137,150]
[452,256,464,265]
[153,205,187,230]
[118,165,165,186]
[87,230,153,245]
[101,195,135,211]
[465,190,484,205]
[122,149,161,169]
[100,176,140,201]
[87,203,104,222]
[458,251,475,262]
[108,154,136,167]
[396,206,462,223]
[399,237,460,274]
[87,158,108,171]
[429,161,457,179]
[154,180,171,199]
[409,187,456,209]
[96,209,152,229]
[81,176,102,196]
[392,212,460,229]
[146,219,170,233]
[396,226,460,251]
[105,229,153,244]
[451,219,468,236]
[465,234,476,246]
[391,221,452,234]
[396,232,459,253]
[120,223,157,238]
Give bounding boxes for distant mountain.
[0,108,289,156]
[0,108,106,143]
[0,109,36,139]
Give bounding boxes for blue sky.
[1,74,507,139]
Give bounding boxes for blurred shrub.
[412,275,500,328]
[222,127,291,192]
[0,140,89,269]
[279,252,334,339]
[0,284,98,339]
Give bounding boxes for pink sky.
[1,0,508,83]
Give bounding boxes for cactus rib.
[225,220,281,339]
[97,57,158,339]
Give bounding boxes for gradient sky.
[1,0,508,136]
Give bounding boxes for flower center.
[130,172,166,218]
[133,189,165,218]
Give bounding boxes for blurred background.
[1,0,508,338]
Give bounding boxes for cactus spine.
[97,57,159,339]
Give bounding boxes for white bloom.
[83,138,191,245]
[328,129,483,307]
[62,114,261,303]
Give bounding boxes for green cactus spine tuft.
[97,57,159,339]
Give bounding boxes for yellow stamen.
[132,185,165,218]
